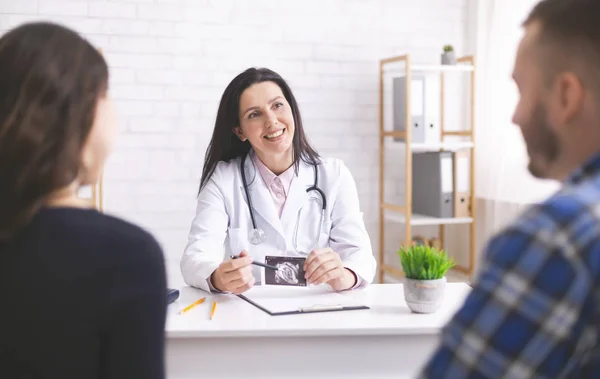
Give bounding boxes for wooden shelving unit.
[77,173,103,212]
[90,46,104,213]
[90,173,103,211]
[378,54,477,283]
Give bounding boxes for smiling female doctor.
[181,67,376,294]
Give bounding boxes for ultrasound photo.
[264,256,307,286]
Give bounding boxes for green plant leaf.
[397,244,456,280]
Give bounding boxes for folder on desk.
[237,286,370,316]
[412,151,454,218]
[453,150,471,218]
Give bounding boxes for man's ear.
[557,72,584,126]
[233,126,247,141]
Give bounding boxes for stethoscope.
[241,152,327,253]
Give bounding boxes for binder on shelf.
[412,151,454,218]
[392,73,441,144]
[454,150,471,217]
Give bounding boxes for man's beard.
[523,102,560,179]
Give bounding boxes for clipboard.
[237,285,370,316]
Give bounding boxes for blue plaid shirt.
[419,153,600,379]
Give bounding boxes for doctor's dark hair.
[199,67,320,192]
[0,22,109,240]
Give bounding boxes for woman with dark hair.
[181,67,376,294]
[0,22,166,378]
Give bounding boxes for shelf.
[383,140,474,152]
[381,264,404,278]
[417,64,473,72]
[378,53,477,283]
[384,212,473,226]
[382,64,474,78]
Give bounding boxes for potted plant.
[441,44,456,65]
[398,244,455,313]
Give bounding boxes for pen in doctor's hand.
[230,254,279,271]
[212,251,255,294]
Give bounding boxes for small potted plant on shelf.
[398,244,455,314]
[441,44,457,65]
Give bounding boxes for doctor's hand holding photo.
[210,250,255,294]
[180,67,377,294]
[304,248,357,290]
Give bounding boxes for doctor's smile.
[264,128,285,140]
[181,67,376,295]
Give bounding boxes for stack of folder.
[392,73,471,219]
[411,151,471,219]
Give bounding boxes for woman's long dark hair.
[0,22,109,240]
[199,67,320,193]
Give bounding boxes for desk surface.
[166,283,471,339]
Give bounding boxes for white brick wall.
[0,0,470,286]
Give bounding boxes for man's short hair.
[524,0,600,93]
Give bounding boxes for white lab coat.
[180,153,376,293]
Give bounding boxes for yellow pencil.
[178,297,205,315]
[210,301,217,320]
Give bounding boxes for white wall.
[0,0,470,287]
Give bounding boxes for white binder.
[393,73,441,144]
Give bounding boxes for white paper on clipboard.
[240,285,367,315]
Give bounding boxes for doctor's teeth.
[265,129,284,139]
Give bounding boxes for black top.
[0,207,167,379]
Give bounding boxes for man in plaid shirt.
[419,0,600,378]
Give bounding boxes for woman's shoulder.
[213,157,241,175]
[97,212,162,254]
[315,156,353,177]
[36,207,164,264]
[318,156,343,168]
[211,157,242,182]
[205,157,244,189]
[309,156,360,194]
[88,211,166,286]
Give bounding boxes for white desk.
[166,283,471,379]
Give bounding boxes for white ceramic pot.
[441,51,456,65]
[403,276,447,314]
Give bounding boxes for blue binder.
[167,288,180,304]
